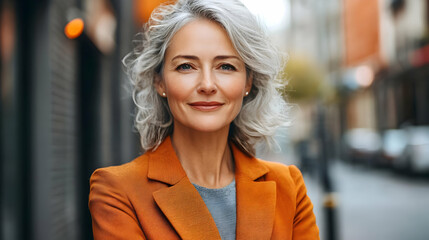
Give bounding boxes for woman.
[89,0,320,239]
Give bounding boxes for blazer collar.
[147,136,187,185]
[148,136,276,240]
[147,136,270,183]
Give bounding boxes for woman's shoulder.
[255,158,306,189]
[256,158,302,176]
[90,153,150,187]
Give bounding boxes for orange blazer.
[89,136,320,239]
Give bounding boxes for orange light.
[65,18,84,39]
[134,0,171,24]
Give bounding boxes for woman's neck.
[171,122,235,189]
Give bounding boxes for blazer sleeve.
[89,168,147,240]
[290,165,320,240]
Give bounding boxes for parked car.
[393,126,429,174]
[381,129,408,166]
[343,128,382,164]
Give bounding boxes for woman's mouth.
[188,101,224,111]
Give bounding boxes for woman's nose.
[197,70,217,95]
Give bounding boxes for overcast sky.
[240,0,290,32]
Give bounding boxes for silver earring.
[162,92,166,97]
[245,91,249,96]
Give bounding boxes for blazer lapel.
[232,144,277,240]
[148,137,221,240]
[153,178,221,240]
[148,137,276,239]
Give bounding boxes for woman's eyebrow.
[171,55,199,61]
[214,55,240,60]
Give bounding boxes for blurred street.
[305,161,429,240]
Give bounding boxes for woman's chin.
[180,119,232,133]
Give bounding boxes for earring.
[162,92,166,97]
[245,91,249,96]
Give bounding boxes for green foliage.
[280,56,334,102]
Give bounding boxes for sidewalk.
[304,161,429,240]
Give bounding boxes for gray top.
[192,180,237,240]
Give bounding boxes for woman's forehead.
[165,19,240,60]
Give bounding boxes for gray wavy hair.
[123,0,290,156]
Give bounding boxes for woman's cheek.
[218,76,247,98]
[166,74,196,99]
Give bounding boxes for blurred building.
[286,0,429,162]
[286,1,429,239]
[374,0,429,130]
[0,0,146,239]
[342,0,429,168]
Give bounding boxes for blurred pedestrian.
[89,0,319,239]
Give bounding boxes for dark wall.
[1,0,139,239]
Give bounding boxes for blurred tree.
[281,55,335,102]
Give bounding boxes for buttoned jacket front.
[89,136,319,240]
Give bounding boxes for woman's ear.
[154,74,166,97]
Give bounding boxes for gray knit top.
[192,180,237,240]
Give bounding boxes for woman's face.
[157,19,251,133]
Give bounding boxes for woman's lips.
[188,101,224,111]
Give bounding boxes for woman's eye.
[220,64,236,71]
[176,63,192,71]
